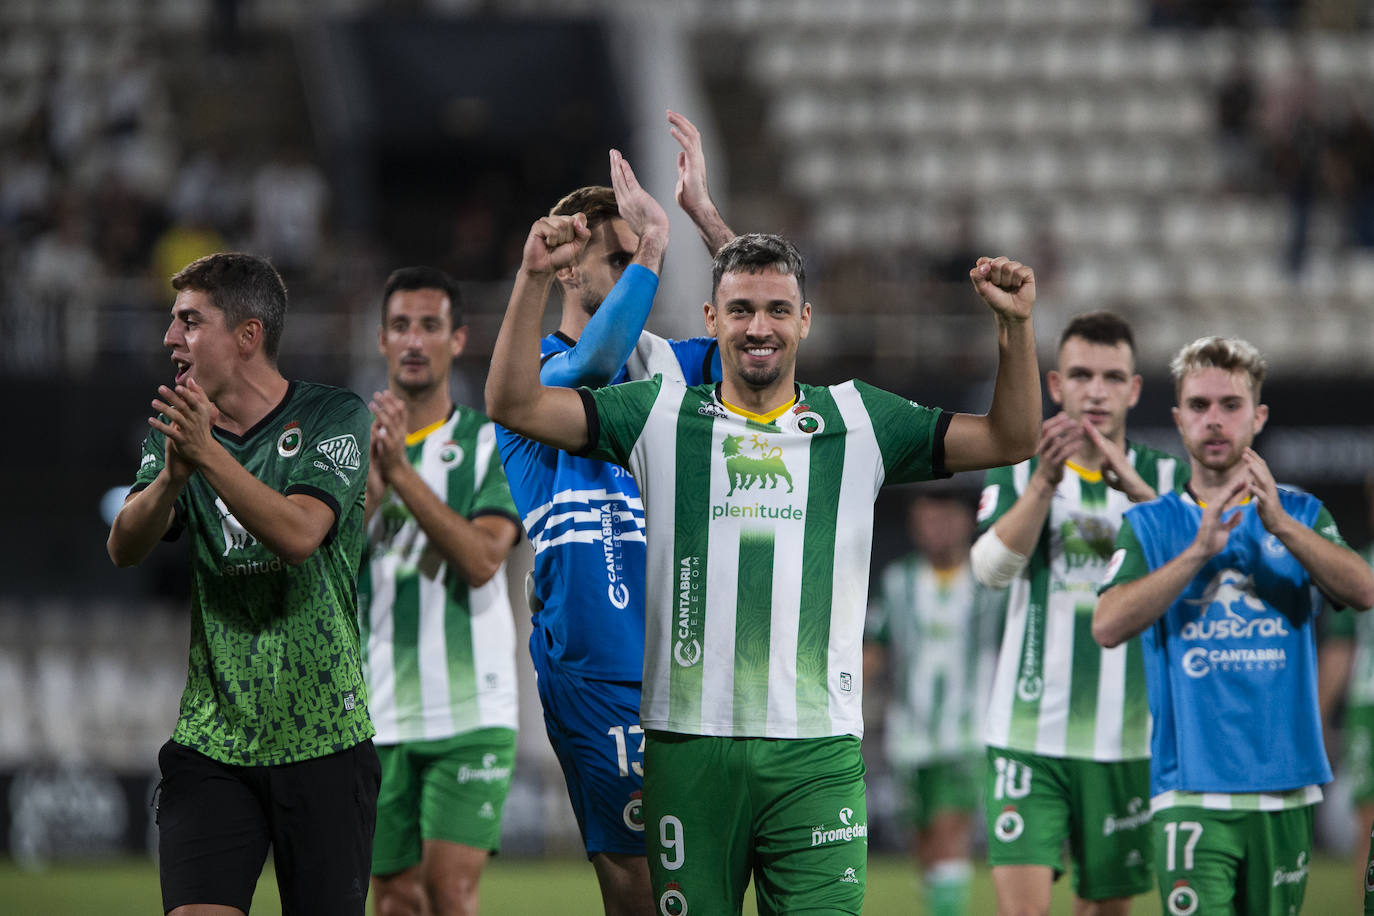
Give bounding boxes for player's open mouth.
[744,347,776,358]
[173,359,191,384]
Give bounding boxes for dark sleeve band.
[572,388,601,458]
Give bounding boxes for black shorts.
[155,738,381,915]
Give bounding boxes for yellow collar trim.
[1195,494,1251,509]
[405,417,447,447]
[722,395,797,424]
[1065,460,1102,483]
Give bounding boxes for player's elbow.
[106,535,138,568]
[1091,602,1126,649]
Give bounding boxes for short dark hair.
[711,233,806,302]
[1058,310,1135,355]
[548,186,620,233]
[381,266,464,328]
[171,253,287,360]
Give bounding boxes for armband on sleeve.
[971,527,1029,588]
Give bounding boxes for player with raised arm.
[969,312,1185,916]
[107,252,378,916]
[1095,336,1374,914]
[360,266,522,916]
[486,186,1041,912]
[492,111,732,916]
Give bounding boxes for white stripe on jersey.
[985,461,1032,750]
[701,427,740,731]
[631,381,687,731]
[764,432,809,736]
[365,550,400,740]
[827,382,883,739]
[472,565,517,727]
[417,568,453,739]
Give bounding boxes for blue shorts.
[532,646,645,858]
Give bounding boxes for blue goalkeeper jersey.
[496,330,718,681]
[1104,488,1343,796]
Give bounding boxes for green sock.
[925,860,972,915]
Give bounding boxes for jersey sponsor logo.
[1061,513,1119,565]
[659,882,688,915]
[314,433,361,485]
[1180,569,1289,643]
[1103,797,1151,836]
[601,501,631,610]
[477,801,496,820]
[811,807,868,847]
[343,691,356,711]
[993,805,1025,843]
[1166,880,1199,916]
[1016,675,1043,701]
[438,441,464,466]
[674,556,703,667]
[839,671,852,693]
[839,866,860,884]
[214,497,259,557]
[139,452,158,470]
[722,434,793,495]
[1272,850,1308,887]
[1181,645,1286,678]
[1262,533,1288,557]
[457,753,511,785]
[277,421,302,458]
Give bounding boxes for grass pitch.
[0,853,1362,914]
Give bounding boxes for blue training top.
[495,264,720,681]
[1121,488,1334,796]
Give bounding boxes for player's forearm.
[197,446,332,565]
[1093,549,1209,648]
[990,479,1055,557]
[386,463,510,586]
[541,265,659,388]
[486,271,591,452]
[107,472,182,566]
[686,203,734,258]
[1277,523,1374,610]
[982,315,1041,466]
[1317,639,1354,722]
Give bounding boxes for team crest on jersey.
[277,421,302,457]
[1166,880,1199,916]
[785,402,825,435]
[438,440,464,466]
[659,882,688,916]
[623,791,645,831]
[722,434,793,495]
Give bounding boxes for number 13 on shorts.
[607,724,644,777]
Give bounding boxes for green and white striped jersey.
[866,555,1004,767]
[358,406,520,744]
[1328,545,1374,708]
[979,444,1187,761]
[583,376,949,740]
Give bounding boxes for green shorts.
[371,727,516,875]
[643,731,866,916]
[895,756,980,829]
[1152,804,1312,915]
[1347,705,1374,804]
[984,747,1152,901]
